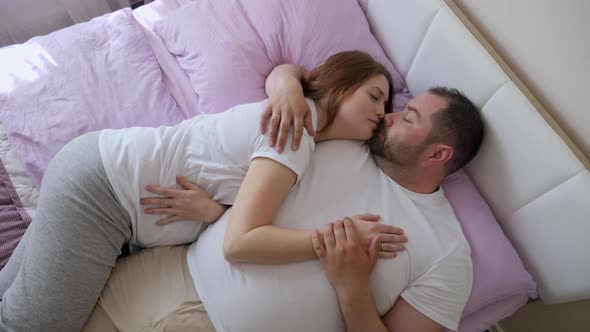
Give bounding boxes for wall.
[452,0,590,331]
[453,0,590,159]
[0,0,128,47]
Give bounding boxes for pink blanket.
[0,8,185,186]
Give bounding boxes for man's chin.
[368,138,385,157]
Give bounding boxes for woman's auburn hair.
[301,51,394,132]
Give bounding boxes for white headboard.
[363,0,590,304]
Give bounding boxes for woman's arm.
[223,157,315,264]
[264,64,305,97]
[223,158,407,265]
[141,173,407,265]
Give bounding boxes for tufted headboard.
[362,0,590,304]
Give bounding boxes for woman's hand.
[319,214,407,258]
[140,176,227,226]
[260,65,315,153]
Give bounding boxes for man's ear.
[427,144,453,165]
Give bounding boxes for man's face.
[368,93,448,167]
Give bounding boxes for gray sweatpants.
[0,132,132,332]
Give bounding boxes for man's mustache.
[372,119,387,139]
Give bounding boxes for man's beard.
[368,120,425,167]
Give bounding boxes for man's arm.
[381,298,444,332]
[337,284,444,332]
[313,220,444,332]
[336,283,388,332]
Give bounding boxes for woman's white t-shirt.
[99,99,318,248]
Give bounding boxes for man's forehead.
[409,93,448,114]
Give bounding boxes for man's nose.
[384,113,395,127]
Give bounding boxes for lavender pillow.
[442,170,537,331]
[0,9,185,186]
[153,0,411,117]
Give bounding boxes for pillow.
[132,0,199,116]
[154,0,411,116]
[0,9,185,186]
[442,169,537,332]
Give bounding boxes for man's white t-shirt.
[187,140,472,332]
[99,99,318,248]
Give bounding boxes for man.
[83,64,484,332]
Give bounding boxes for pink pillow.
[442,169,537,331]
[153,0,410,117]
[132,0,199,116]
[0,9,185,186]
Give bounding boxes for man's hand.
[312,218,381,291]
[318,214,407,258]
[313,218,389,332]
[140,175,227,225]
[261,64,315,153]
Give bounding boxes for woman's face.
[334,74,390,140]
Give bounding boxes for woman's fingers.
[379,233,408,245]
[144,207,176,215]
[379,251,398,259]
[260,103,273,134]
[268,111,281,147]
[323,223,336,249]
[292,118,304,151]
[140,197,175,207]
[368,235,381,264]
[342,217,358,244]
[376,223,404,235]
[176,175,194,190]
[332,221,347,244]
[155,215,182,226]
[312,229,327,259]
[144,185,179,197]
[355,213,381,222]
[303,113,315,137]
[276,113,293,153]
[380,243,406,253]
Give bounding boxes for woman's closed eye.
[369,93,379,101]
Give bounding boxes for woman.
[0,51,406,331]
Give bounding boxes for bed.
[0,0,588,331]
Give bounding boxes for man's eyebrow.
[407,105,421,120]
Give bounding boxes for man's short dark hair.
[427,86,484,175]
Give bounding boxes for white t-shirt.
[99,99,318,248]
[187,140,472,332]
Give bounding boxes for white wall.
[454,0,590,159]
[452,0,590,330]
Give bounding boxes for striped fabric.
[0,156,31,269]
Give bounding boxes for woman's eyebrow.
[372,86,385,97]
